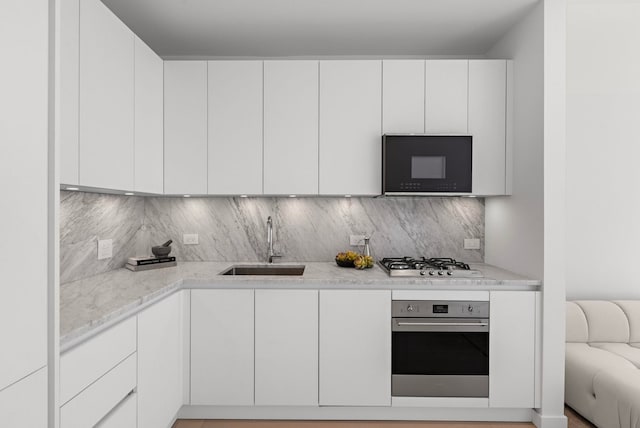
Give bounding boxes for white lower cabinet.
[137,292,184,428]
[489,290,538,408]
[96,392,137,428]
[0,367,48,428]
[255,290,319,406]
[191,289,255,405]
[319,290,391,406]
[60,353,137,428]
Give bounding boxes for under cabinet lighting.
[66,187,79,191]
[124,192,134,196]
[240,195,248,198]
[289,195,296,198]
[345,195,352,198]
[183,195,191,198]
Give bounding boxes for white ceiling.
[101,0,539,58]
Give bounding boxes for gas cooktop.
[378,257,483,278]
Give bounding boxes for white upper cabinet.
[319,61,382,195]
[134,37,164,194]
[164,61,208,195]
[59,0,80,186]
[469,60,507,195]
[425,60,468,134]
[79,0,134,190]
[208,61,263,195]
[264,61,319,195]
[382,60,425,134]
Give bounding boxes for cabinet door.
[319,61,382,195]
[0,367,47,428]
[59,0,80,185]
[469,60,507,195]
[382,60,425,134]
[191,289,254,405]
[138,292,184,428]
[134,37,164,194]
[255,290,318,406]
[96,393,136,428]
[319,290,391,406]
[264,60,319,195]
[208,61,263,195]
[164,61,208,195]
[489,291,537,408]
[79,0,134,190]
[0,0,48,391]
[425,60,468,133]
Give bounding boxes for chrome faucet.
[266,216,282,263]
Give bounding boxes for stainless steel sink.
[220,264,305,276]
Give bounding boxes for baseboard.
[532,409,568,428]
[178,405,533,422]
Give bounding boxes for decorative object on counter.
[128,256,176,266]
[151,239,173,257]
[363,236,372,257]
[335,251,374,269]
[125,260,177,272]
[126,243,177,271]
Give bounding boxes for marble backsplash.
[60,191,145,284]
[60,191,485,283]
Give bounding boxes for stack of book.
[126,256,177,272]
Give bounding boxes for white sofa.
[566,301,640,428]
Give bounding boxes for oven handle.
[396,321,488,327]
[392,318,489,332]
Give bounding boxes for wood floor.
[173,406,596,428]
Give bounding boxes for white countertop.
[60,261,540,350]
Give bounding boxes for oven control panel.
[392,300,489,318]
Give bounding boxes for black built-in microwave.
[382,135,472,195]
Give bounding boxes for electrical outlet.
[350,235,366,246]
[464,238,481,250]
[97,239,113,260]
[183,233,199,245]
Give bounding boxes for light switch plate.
[350,235,366,246]
[183,233,199,245]
[464,238,481,250]
[97,239,113,260]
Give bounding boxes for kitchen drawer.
[60,353,137,428]
[96,391,137,428]
[60,317,136,404]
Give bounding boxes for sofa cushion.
[576,300,630,343]
[592,366,640,428]
[591,343,640,369]
[565,343,636,423]
[567,302,589,343]
[615,301,640,345]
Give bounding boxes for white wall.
[566,0,640,300]
[486,2,544,281]
[487,3,568,427]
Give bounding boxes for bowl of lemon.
[335,251,374,269]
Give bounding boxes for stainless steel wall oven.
[391,300,489,398]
